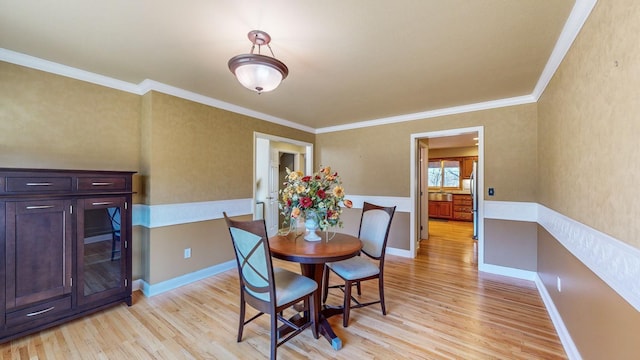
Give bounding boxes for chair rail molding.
[484,200,640,313]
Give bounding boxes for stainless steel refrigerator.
[470,161,478,239]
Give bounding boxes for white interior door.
[266,154,279,236]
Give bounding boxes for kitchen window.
[428,159,461,189]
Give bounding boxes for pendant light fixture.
[228,30,289,94]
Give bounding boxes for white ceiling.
[0,0,583,132]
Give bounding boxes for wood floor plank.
[0,220,566,359]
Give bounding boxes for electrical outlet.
[557,276,562,292]
[488,187,495,196]
[184,248,192,259]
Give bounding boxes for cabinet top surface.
[0,168,135,197]
[0,168,136,175]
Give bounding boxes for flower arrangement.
[279,166,352,231]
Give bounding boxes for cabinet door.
[440,202,453,218]
[76,197,128,306]
[5,200,73,309]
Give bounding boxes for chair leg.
[237,298,246,342]
[111,234,120,261]
[379,276,386,315]
[343,280,352,327]
[270,311,278,360]
[309,294,319,339]
[356,281,362,296]
[322,266,330,303]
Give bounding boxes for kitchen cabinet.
[0,168,134,343]
[461,157,477,179]
[429,200,452,219]
[453,194,473,221]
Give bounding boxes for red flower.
[317,189,326,199]
[300,197,313,208]
[301,176,311,182]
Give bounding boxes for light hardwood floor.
[1,220,566,359]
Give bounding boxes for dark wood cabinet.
[5,199,73,309]
[0,168,134,343]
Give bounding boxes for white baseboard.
[139,260,236,297]
[386,247,412,258]
[478,263,537,281]
[535,275,582,360]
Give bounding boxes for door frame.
[253,132,313,235]
[410,126,484,264]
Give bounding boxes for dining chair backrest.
[225,215,276,304]
[107,207,121,233]
[358,202,396,260]
[224,213,318,359]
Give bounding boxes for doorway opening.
[254,132,313,237]
[410,126,484,268]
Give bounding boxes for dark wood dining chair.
[322,202,396,327]
[224,213,318,359]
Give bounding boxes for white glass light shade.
[235,63,283,93]
[229,53,288,93]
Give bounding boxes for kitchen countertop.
[429,190,471,195]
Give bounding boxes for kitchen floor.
[427,219,473,239]
[423,219,476,265]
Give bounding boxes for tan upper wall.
[316,104,537,202]
[537,0,640,249]
[0,62,141,172]
[144,91,314,205]
[1,59,536,205]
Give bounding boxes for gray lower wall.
[537,226,640,359]
[339,207,410,251]
[484,219,537,271]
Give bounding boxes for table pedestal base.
[269,232,362,351]
[302,263,346,349]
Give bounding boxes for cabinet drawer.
[6,296,72,328]
[453,212,473,221]
[5,176,72,193]
[78,176,127,191]
[454,199,472,206]
[454,206,472,212]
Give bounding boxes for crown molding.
[137,80,316,134]
[0,48,314,134]
[531,0,598,100]
[0,0,596,134]
[315,95,537,134]
[0,48,142,94]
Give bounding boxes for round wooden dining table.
[269,231,362,350]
